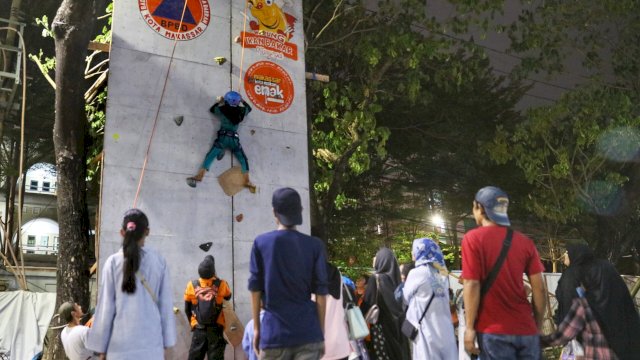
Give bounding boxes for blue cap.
[475,186,511,226]
[224,91,242,107]
[272,187,303,226]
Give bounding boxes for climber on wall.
[187,91,256,193]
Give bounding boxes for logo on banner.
[239,0,298,60]
[244,61,294,114]
[139,0,210,40]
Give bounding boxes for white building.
[19,218,59,255]
[24,163,57,196]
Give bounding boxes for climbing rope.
[132,0,190,208]
[236,1,249,92]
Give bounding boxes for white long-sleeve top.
[403,264,457,360]
[87,246,176,359]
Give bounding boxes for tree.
[487,86,640,263]
[484,0,640,267]
[0,0,58,275]
[303,0,532,268]
[42,0,106,358]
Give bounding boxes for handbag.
[401,290,435,341]
[560,339,584,360]
[343,283,369,339]
[364,274,380,324]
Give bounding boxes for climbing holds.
[186,177,198,188]
[174,115,184,126]
[199,242,213,252]
[214,56,227,65]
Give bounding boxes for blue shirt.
[248,229,328,349]
[242,310,265,360]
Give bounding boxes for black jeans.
[188,325,227,360]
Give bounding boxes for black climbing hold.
[199,242,212,252]
[186,178,197,188]
[174,116,184,126]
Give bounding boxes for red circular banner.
[139,0,210,41]
[244,61,294,114]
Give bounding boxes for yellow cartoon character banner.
[238,0,298,61]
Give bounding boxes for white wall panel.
[100,1,309,358]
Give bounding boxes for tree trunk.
[43,1,99,359]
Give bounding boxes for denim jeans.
[477,333,541,360]
[260,341,325,360]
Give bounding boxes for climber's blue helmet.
[224,91,242,107]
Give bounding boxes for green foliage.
[94,2,113,44]
[303,0,533,270]
[85,87,107,181]
[507,0,640,91]
[35,15,53,38]
[486,84,640,261]
[474,0,640,265]
[487,86,639,223]
[29,3,112,185]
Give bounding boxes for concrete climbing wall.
[98,0,309,358]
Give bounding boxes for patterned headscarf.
[412,238,449,297]
[412,238,446,268]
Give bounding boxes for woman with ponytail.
[88,209,176,359]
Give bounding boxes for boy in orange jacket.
[184,255,232,360]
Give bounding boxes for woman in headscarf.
[361,248,410,360]
[555,242,640,360]
[403,238,457,360]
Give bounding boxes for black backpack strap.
[481,228,514,297]
[213,279,223,309]
[416,291,436,325]
[192,279,199,290]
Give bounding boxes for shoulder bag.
[137,271,158,304]
[481,228,514,297]
[401,290,435,341]
[470,228,513,329]
[343,282,370,339]
[364,274,380,324]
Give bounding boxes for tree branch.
[28,55,56,89]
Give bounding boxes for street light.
[431,214,445,233]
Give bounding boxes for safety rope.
[236,1,249,91]
[132,0,190,207]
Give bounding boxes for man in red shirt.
[462,186,546,359]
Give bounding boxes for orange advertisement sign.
[244,61,294,114]
[239,31,298,61]
[139,0,210,40]
[242,0,298,61]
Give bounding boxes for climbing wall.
[98,0,309,358]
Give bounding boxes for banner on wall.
[239,0,298,61]
[139,0,211,40]
[244,61,294,114]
